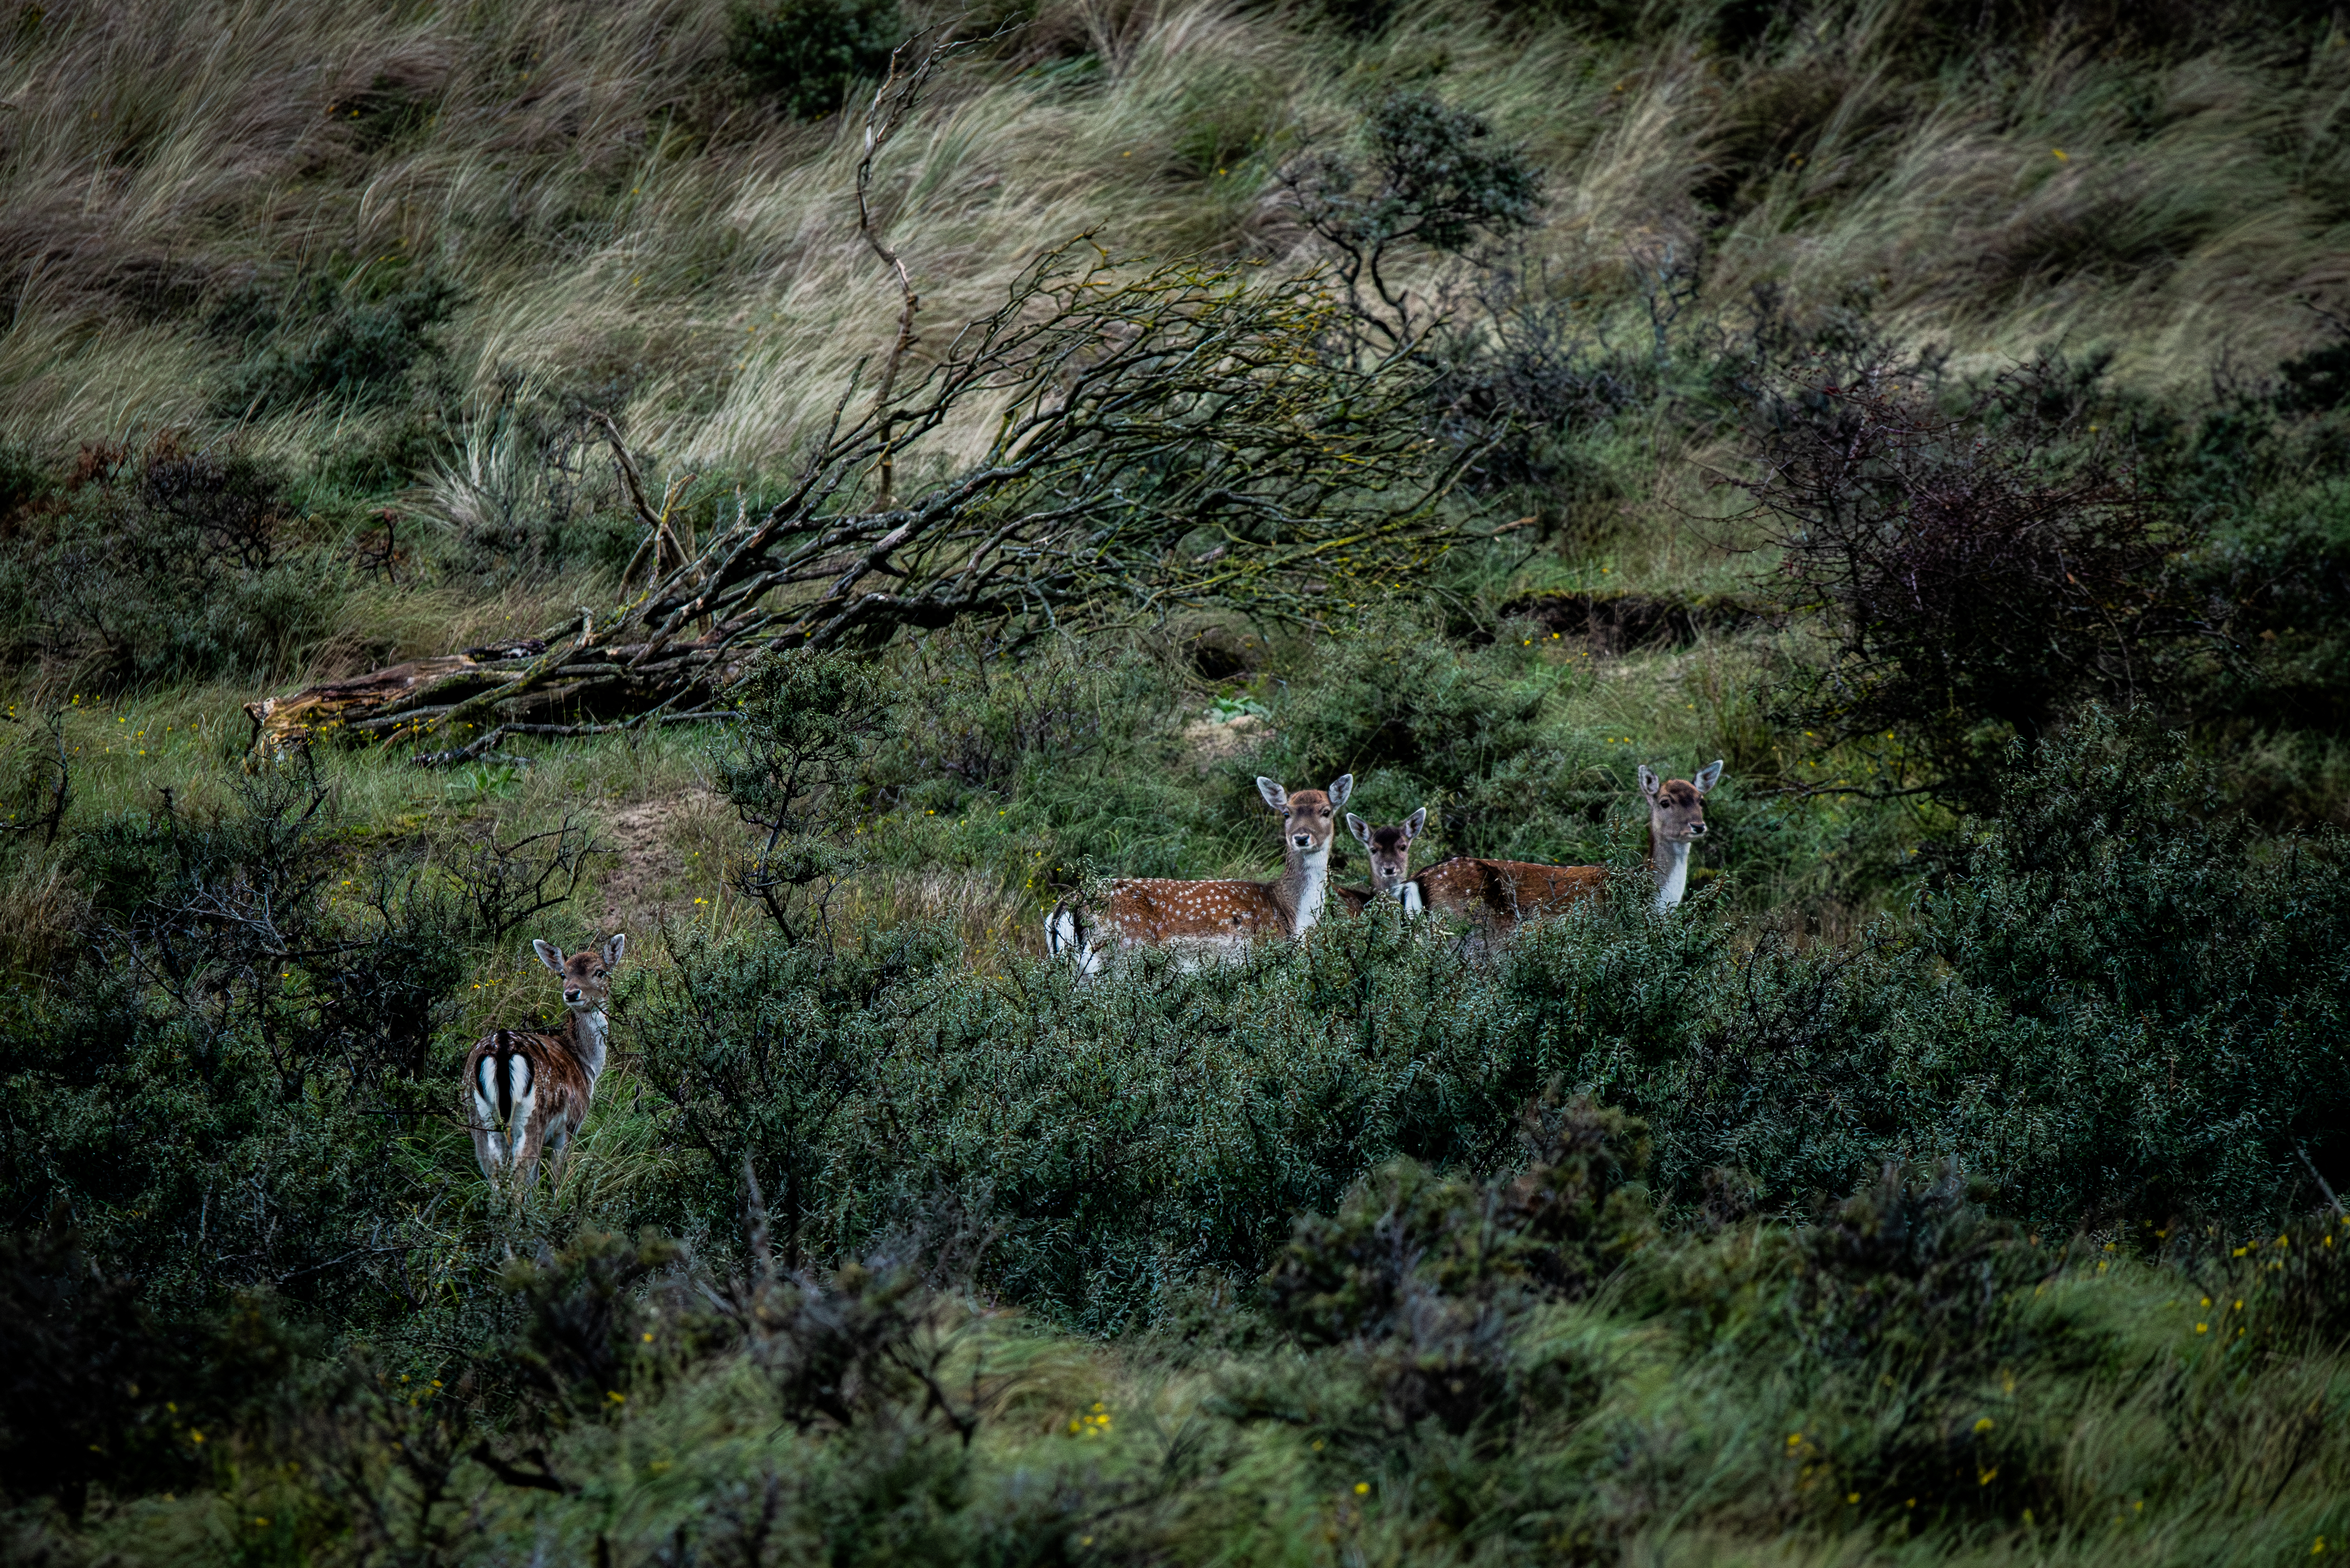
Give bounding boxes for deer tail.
[1045,894,1089,958]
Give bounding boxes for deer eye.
[593,969,607,979]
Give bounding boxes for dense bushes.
[0,438,340,687]
[1740,359,2210,805]
[621,712,2349,1342]
[210,269,459,418]
[0,765,509,1326]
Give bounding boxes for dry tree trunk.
[245,43,1472,767]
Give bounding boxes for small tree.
[716,647,893,943]
[1736,357,2215,806]
[1284,90,1545,350]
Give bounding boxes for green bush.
[0,767,478,1323]
[213,270,459,418]
[7,440,340,686]
[1924,710,2350,1221]
[726,0,903,121]
[716,646,897,940]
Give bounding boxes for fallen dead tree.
[246,242,1470,764]
[246,32,1473,764]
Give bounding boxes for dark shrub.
[0,1211,310,1518]
[1244,1101,1644,1445]
[495,1228,683,1426]
[717,647,897,941]
[1784,1164,2076,1523]
[1739,357,2211,806]
[727,0,903,121]
[1,765,474,1319]
[1921,711,2350,1222]
[0,1209,194,1516]
[215,271,459,417]
[1286,90,1544,346]
[16,437,337,686]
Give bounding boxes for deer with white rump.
[1047,775,1353,976]
[464,934,625,1189]
[1342,760,1723,932]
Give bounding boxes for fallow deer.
[1046,775,1353,976]
[1336,807,1427,915]
[1379,760,1725,934]
[464,934,625,1189]
[1639,760,1723,911]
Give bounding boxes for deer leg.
[544,1121,574,1188]
[470,1066,508,1181]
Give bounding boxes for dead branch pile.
[249,245,1466,764]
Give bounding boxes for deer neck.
[1653,837,1692,911]
[565,1005,610,1088]
[1279,840,1333,936]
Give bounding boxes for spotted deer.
[464,934,625,1189]
[1046,775,1353,976]
[1371,760,1724,933]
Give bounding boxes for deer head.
[533,933,626,1013]
[1345,806,1427,897]
[1257,774,1352,858]
[1638,761,1722,843]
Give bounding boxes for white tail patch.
[464,934,625,1190]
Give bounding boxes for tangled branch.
[252,246,1467,764]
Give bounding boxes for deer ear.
[1405,806,1427,839]
[603,932,627,967]
[1693,760,1724,793]
[1346,812,1370,845]
[1327,774,1353,808]
[1255,776,1288,811]
[1637,764,1661,800]
[531,939,566,975]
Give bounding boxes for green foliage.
[632,922,953,1271]
[636,711,2350,1348]
[0,442,50,527]
[0,1212,314,1519]
[1289,90,1544,345]
[1249,615,1591,859]
[213,270,459,418]
[1925,711,2350,1220]
[494,1227,683,1426]
[717,647,897,939]
[2,440,341,688]
[1742,360,2206,806]
[1782,1164,2073,1521]
[1248,1100,1648,1441]
[726,0,903,121]
[0,765,478,1320]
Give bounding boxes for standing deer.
[1046,775,1353,976]
[1365,760,1724,934]
[465,934,625,1189]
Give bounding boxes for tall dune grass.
[8,0,2350,482]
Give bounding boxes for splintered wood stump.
[239,623,743,765]
[244,656,493,756]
